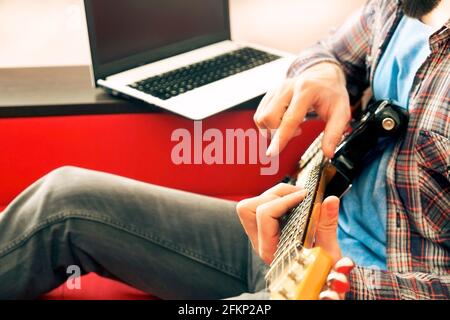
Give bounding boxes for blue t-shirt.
[337,16,434,270]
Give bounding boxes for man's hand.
[236,183,308,264]
[254,62,352,159]
[237,185,352,299]
[237,185,343,264]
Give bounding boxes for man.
[0,0,448,299]
[252,0,449,299]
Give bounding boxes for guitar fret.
[281,200,309,233]
[278,192,313,241]
[299,132,324,170]
[277,194,314,246]
[266,240,304,283]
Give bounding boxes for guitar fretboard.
[265,150,324,285]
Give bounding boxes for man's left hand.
[237,190,354,299]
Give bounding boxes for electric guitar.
[265,100,408,300]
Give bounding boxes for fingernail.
[260,131,267,139]
[270,128,278,139]
[319,290,340,300]
[260,129,269,139]
[293,128,302,137]
[328,145,336,157]
[327,272,350,293]
[266,145,272,157]
[335,257,355,274]
[324,145,335,159]
[266,140,280,158]
[266,142,276,157]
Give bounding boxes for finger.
[237,183,304,247]
[266,89,312,157]
[255,91,274,119]
[257,83,294,135]
[254,90,276,136]
[236,196,277,251]
[322,97,351,158]
[292,127,303,138]
[317,196,340,234]
[256,190,308,264]
[327,272,350,293]
[295,168,309,189]
[319,290,340,300]
[295,178,305,189]
[335,257,355,275]
[236,200,259,250]
[237,195,276,218]
[242,217,259,251]
[254,88,282,134]
[238,184,306,255]
[261,183,304,197]
[237,190,294,249]
[315,196,341,263]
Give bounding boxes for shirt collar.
[395,0,450,50]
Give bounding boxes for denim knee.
[36,166,98,217]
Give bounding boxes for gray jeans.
[0,166,269,300]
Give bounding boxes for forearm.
[347,266,450,300]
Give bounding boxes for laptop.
[83,0,295,120]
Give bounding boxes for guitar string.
[267,161,323,283]
[265,134,325,286]
[270,167,318,273]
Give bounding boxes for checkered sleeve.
[347,266,450,300]
[286,0,380,103]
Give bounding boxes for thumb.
[315,196,342,263]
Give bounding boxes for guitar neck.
[265,148,331,299]
[277,151,325,258]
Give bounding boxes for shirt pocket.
[415,130,450,234]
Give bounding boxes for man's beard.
[401,0,441,19]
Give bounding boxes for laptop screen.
[84,0,230,83]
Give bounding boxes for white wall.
[0,0,365,68]
[230,0,365,53]
[0,0,90,68]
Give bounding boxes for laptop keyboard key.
[128,47,280,100]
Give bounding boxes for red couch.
[0,109,322,299]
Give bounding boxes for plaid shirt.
[288,0,449,299]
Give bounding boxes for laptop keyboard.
[128,47,281,100]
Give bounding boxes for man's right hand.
[254,62,352,159]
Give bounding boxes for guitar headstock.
[267,246,333,300]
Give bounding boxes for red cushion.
[0,110,323,299]
[41,274,155,300]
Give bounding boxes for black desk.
[0,66,259,118]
